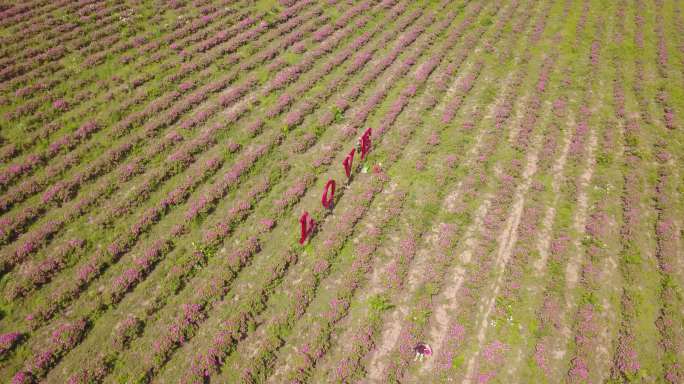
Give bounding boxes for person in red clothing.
[414,342,432,362]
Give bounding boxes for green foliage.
[579,291,598,306]
[556,202,573,227]
[266,321,289,343]
[624,132,639,149]
[580,235,599,248]
[419,195,440,216]
[191,241,216,260]
[480,17,493,27]
[312,124,326,137]
[369,294,394,313]
[411,308,432,326]
[334,107,344,123]
[623,249,642,265]
[496,296,513,319]
[255,65,271,84]
[481,85,497,104]
[547,258,563,278]
[596,151,612,166]
[282,51,300,65]
[425,281,440,297]
[451,354,464,370]
[304,243,316,254]
[254,0,282,22]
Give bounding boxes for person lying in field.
[414,342,432,362]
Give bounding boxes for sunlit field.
[1,0,683,382]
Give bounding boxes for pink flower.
[259,219,275,231]
[0,332,22,354]
[415,56,440,82]
[77,261,98,283]
[552,98,566,116]
[313,25,333,41]
[75,121,98,138]
[284,109,303,127]
[615,335,640,375]
[482,340,506,364]
[450,324,465,341]
[12,371,32,384]
[51,319,87,348]
[476,371,496,384]
[590,41,600,67]
[568,357,589,381]
[52,99,68,111]
[292,41,305,53]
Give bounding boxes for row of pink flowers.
[12,319,87,383]
[184,142,271,221]
[68,166,283,381]
[1,140,133,270]
[22,149,227,328]
[5,238,85,300]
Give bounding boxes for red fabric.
[343,148,355,178]
[360,128,372,159]
[414,343,432,355]
[299,211,315,244]
[321,179,336,208]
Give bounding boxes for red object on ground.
[343,148,355,179]
[414,343,432,356]
[299,211,315,244]
[321,179,336,209]
[360,127,372,160]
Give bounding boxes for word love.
[298,129,372,245]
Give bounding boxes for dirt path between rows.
[533,114,573,272]
[365,59,506,383]
[462,124,542,382]
[552,125,598,365]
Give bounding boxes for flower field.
[0,0,683,382]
